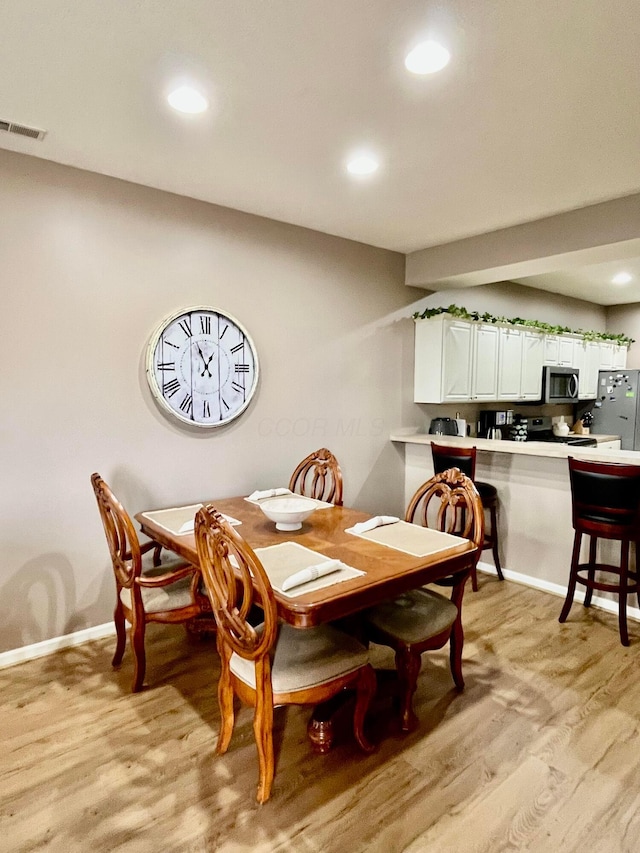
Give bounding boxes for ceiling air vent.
[0,119,46,141]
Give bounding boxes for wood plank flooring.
[2,579,640,852]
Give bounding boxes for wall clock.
[146,306,259,428]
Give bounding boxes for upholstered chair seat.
[475,481,497,501]
[230,623,369,693]
[366,589,458,646]
[118,560,198,613]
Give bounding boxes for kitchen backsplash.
[415,401,574,437]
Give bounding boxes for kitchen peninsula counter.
[390,429,640,621]
[390,430,627,460]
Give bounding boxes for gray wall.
[0,149,419,653]
[410,280,607,328]
[607,304,640,368]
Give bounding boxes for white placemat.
[141,504,241,536]
[254,541,365,598]
[244,488,334,510]
[346,519,467,557]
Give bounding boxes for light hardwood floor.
[2,578,640,852]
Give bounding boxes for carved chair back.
[405,467,484,553]
[195,504,278,665]
[289,447,343,505]
[91,472,142,590]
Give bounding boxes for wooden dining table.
[136,495,477,626]
[136,495,478,748]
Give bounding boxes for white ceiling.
[2,1,640,298]
[513,246,640,307]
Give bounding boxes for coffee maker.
[477,410,513,439]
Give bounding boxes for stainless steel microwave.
[542,365,579,403]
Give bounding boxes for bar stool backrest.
[431,443,476,481]
[568,456,640,539]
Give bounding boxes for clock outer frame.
[145,304,260,429]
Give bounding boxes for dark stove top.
[528,429,597,447]
[521,416,598,448]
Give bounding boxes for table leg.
[185,615,217,638]
[307,694,348,753]
[306,669,404,752]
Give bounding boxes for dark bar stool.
[559,456,640,646]
[431,443,504,591]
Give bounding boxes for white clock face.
[146,306,259,427]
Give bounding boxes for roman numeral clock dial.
[146,307,259,428]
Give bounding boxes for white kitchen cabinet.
[544,334,576,367]
[596,439,622,450]
[520,331,544,399]
[558,335,577,366]
[543,335,560,365]
[497,327,523,399]
[584,341,602,399]
[497,328,542,400]
[574,340,600,400]
[414,316,473,403]
[599,341,614,369]
[613,344,628,370]
[573,339,586,396]
[472,324,500,400]
[414,315,622,404]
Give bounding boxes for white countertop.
[390,429,637,462]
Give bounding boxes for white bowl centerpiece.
[259,496,318,531]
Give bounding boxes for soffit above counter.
[405,194,640,307]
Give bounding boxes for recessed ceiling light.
[612,272,633,285]
[346,154,379,176]
[405,40,451,75]
[167,86,208,114]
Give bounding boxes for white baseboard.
[0,621,116,671]
[2,564,637,670]
[477,560,640,623]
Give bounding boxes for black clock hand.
[195,343,214,378]
[200,351,215,378]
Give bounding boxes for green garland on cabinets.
[412,304,634,346]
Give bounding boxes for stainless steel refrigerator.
[590,369,640,450]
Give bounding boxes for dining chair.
[91,473,208,692]
[430,442,504,590]
[194,503,376,803]
[363,467,484,731]
[289,447,343,505]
